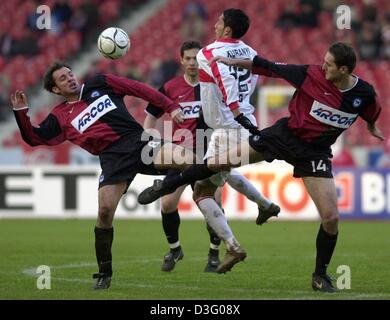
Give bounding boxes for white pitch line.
[22,262,390,299]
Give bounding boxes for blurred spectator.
[53,0,73,25]
[10,30,39,57]
[356,21,382,60]
[0,94,8,121]
[0,31,12,58]
[148,58,180,88]
[381,13,390,59]
[361,0,377,23]
[299,0,320,28]
[276,3,300,30]
[182,1,207,20]
[180,1,207,43]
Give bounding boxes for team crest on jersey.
[179,101,201,119]
[71,94,117,133]
[352,98,362,108]
[91,90,100,98]
[310,100,357,129]
[99,175,104,183]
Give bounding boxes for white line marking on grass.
[22,262,390,299]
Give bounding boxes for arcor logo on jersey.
[310,101,358,129]
[71,95,117,133]
[179,101,201,119]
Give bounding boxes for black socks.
[315,224,338,276]
[161,210,180,245]
[94,227,114,276]
[206,222,221,247]
[163,161,216,190]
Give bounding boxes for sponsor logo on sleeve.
[71,95,117,133]
[353,98,362,107]
[309,100,357,129]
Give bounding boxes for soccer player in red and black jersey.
[144,41,277,273]
[138,42,384,292]
[9,61,199,290]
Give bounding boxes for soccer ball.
[97,27,130,59]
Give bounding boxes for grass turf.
[0,219,389,300]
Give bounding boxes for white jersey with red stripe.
[197,38,258,129]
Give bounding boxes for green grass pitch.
[0,219,389,300]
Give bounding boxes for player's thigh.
[207,138,265,171]
[154,142,197,169]
[193,179,218,200]
[161,185,187,213]
[302,176,338,219]
[214,187,222,206]
[98,182,128,212]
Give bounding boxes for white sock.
[169,241,180,249]
[210,243,219,250]
[227,169,272,209]
[225,236,241,252]
[196,197,234,241]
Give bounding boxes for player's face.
[52,67,80,96]
[322,52,342,82]
[181,48,199,77]
[214,14,226,39]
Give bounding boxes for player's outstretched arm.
[209,56,253,70]
[367,122,384,141]
[10,90,28,110]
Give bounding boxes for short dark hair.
[43,61,72,93]
[180,41,202,57]
[328,42,356,73]
[223,8,250,39]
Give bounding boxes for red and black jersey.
[252,56,382,147]
[13,74,179,155]
[146,75,206,147]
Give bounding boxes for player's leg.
[303,176,339,293]
[202,187,222,272]
[93,181,128,289]
[153,142,199,170]
[160,185,186,272]
[138,136,266,205]
[193,179,246,274]
[226,169,280,225]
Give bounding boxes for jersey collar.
[216,38,240,43]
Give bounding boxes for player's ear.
[339,65,349,74]
[52,86,61,94]
[224,26,232,38]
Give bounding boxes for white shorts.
[204,128,250,186]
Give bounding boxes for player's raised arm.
[105,74,183,123]
[10,90,66,147]
[208,56,253,70]
[210,55,308,89]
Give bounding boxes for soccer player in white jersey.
[191,8,280,273]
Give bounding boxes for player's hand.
[170,108,184,124]
[367,122,384,141]
[10,90,28,110]
[234,113,261,135]
[208,56,236,66]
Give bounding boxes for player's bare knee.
[322,214,339,231]
[162,201,177,213]
[98,205,114,225]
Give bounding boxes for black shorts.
[98,134,168,192]
[248,118,333,178]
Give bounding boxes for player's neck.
[65,93,80,102]
[333,75,355,91]
[184,73,198,85]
